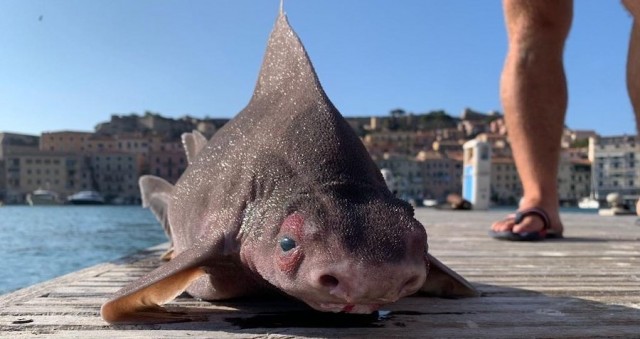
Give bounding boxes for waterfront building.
[490,150,591,206]
[89,152,140,203]
[490,156,522,205]
[149,140,187,184]
[40,131,93,153]
[589,135,640,204]
[555,148,592,205]
[373,153,424,202]
[563,158,591,205]
[2,152,91,203]
[416,150,463,202]
[85,134,119,153]
[0,133,40,203]
[0,133,39,158]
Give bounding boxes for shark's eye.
[279,237,297,252]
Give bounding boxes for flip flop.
[489,207,563,241]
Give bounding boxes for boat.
[579,174,600,209]
[67,191,105,205]
[422,199,438,207]
[26,189,62,206]
[578,196,599,209]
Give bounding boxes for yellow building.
[3,151,91,203]
[40,131,93,153]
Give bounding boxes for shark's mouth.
[309,302,383,314]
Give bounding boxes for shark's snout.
[306,256,427,312]
[314,268,424,301]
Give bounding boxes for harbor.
[1,209,638,338]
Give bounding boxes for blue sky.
[0,0,636,136]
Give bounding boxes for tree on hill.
[417,110,458,130]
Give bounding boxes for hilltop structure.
[0,113,229,204]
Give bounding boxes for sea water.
[0,205,165,295]
[0,205,599,295]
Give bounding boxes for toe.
[491,214,516,232]
[511,215,546,234]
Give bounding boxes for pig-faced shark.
[101,7,477,324]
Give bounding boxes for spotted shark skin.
[101,8,477,325]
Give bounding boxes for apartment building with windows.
[589,135,639,203]
[40,131,93,152]
[490,157,523,205]
[2,152,91,203]
[0,133,40,202]
[89,152,140,203]
[416,150,463,202]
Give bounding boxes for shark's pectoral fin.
[101,244,218,324]
[182,130,208,164]
[101,266,206,324]
[418,253,479,298]
[139,175,174,245]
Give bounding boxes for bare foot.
[491,199,564,235]
[636,199,640,217]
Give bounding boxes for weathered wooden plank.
[0,210,639,338]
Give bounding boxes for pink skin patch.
[276,213,305,273]
[342,304,354,313]
[340,304,382,313]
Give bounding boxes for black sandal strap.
[514,208,551,230]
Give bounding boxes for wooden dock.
[1,209,639,338]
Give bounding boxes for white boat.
[67,191,105,205]
[422,199,439,207]
[578,196,599,209]
[26,189,61,206]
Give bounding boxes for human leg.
[621,0,640,215]
[624,1,640,127]
[491,0,573,236]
